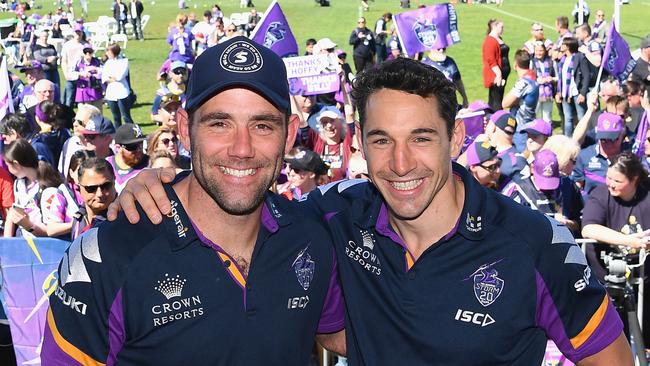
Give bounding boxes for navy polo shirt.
[497,146,527,178]
[305,163,622,365]
[572,143,608,195]
[42,185,343,365]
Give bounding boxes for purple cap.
[469,100,493,113]
[18,60,43,72]
[595,112,624,140]
[521,118,552,137]
[466,140,497,166]
[73,22,84,32]
[533,150,560,190]
[490,110,517,135]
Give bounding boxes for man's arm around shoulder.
[577,332,632,366]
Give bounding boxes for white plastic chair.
[110,33,128,50]
[141,14,150,32]
[90,34,109,51]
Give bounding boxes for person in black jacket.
[348,17,375,73]
[555,37,593,137]
[113,0,129,35]
[129,0,145,40]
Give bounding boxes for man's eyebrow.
[198,112,284,126]
[365,129,388,137]
[412,128,438,135]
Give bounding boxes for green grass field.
[4,0,650,133]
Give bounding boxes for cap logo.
[507,118,516,127]
[132,124,143,138]
[481,141,491,149]
[220,41,263,73]
[294,150,306,159]
[603,119,611,129]
[86,120,97,131]
[543,163,554,177]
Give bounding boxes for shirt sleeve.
[571,153,586,183]
[41,187,67,224]
[581,186,608,227]
[41,227,125,365]
[508,79,527,98]
[0,168,14,208]
[534,218,623,363]
[316,247,345,334]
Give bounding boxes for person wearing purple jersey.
[107,124,149,193]
[167,14,195,65]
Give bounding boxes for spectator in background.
[74,45,103,110]
[0,113,54,165]
[130,0,145,41]
[631,36,650,90]
[146,127,190,169]
[523,22,553,56]
[80,116,116,159]
[502,49,539,152]
[102,43,134,127]
[421,48,468,108]
[556,37,591,137]
[519,118,552,167]
[304,38,316,55]
[464,139,501,190]
[592,9,607,44]
[148,150,178,169]
[245,8,260,37]
[0,166,14,233]
[59,104,101,175]
[502,149,562,216]
[151,61,187,125]
[2,139,61,238]
[482,18,510,111]
[573,112,627,195]
[279,147,329,200]
[550,16,572,62]
[191,11,214,55]
[374,13,392,63]
[313,109,353,181]
[36,100,72,167]
[542,135,583,234]
[65,149,94,210]
[576,23,602,68]
[349,17,375,73]
[532,42,556,123]
[107,124,149,193]
[113,0,129,34]
[485,110,527,180]
[60,30,86,107]
[167,13,195,65]
[572,0,590,25]
[32,30,59,87]
[71,157,117,240]
[15,61,60,113]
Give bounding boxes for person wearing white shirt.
[60,30,85,107]
[101,43,133,127]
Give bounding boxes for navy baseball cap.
[81,115,116,135]
[490,110,517,135]
[466,140,498,166]
[184,36,290,115]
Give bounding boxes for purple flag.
[394,3,460,56]
[633,111,648,158]
[0,237,69,365]
[459,111,486,153]
[602,21,636,82]
[250,0,298,58]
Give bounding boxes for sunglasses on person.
[81,181,113,194]
[84,134,101,141]
[533,28,543,32]
[226,27,236,32]
[161,137,178,145]
[479,161,501,173]
[122,142,143,152]
[172,68,186,75]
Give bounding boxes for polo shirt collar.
[164,183,293,251]
[354,162,487,241]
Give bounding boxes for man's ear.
[450,118,466,159]
[355,121,365,160]
[177,108,191,153]
[285,114,299,155]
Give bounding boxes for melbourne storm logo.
[606,46,618,71]
[412,17,437,48]
[263,22,287,48]
[465,260,504,307]
[292,245,315,291]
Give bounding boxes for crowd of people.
[0,0,647,364]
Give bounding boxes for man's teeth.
[220,167,256,177]
[391,179,423,191]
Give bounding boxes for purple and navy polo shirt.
[304,162,623,365]
[42,184,343,365]
[571,143,609,195]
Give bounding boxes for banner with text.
[284,55,340,96]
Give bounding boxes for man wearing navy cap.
[108,124,149,193]
[573,112,628,195]
[42,36,345,365]
[80,115,116,159]
[114,58,631,365]
[485,110,527,180]
[464,139,501,189]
